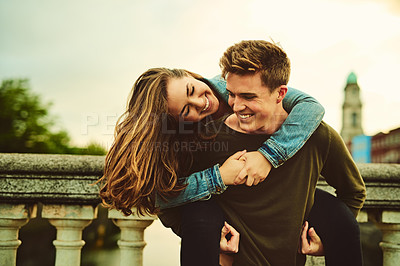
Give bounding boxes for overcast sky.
[1,0,400,149]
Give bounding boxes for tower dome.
[347,72,357,84]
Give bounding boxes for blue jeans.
[308,189,363,266]
[179,188,362,266]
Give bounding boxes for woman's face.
[167,75,220,122]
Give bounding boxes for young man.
[160,40,366,265]
[197,40,365,265]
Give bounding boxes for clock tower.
[341,72,364,145]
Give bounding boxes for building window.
[352,113,357,127]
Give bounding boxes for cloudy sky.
[1,0,400,148]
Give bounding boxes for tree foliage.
[0,79,106,155]
[69,141,108,155]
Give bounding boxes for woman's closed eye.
[187,83,195,96]
[183,105,190,117]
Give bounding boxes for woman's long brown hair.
[98,68,203,216]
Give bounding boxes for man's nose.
[232,98,245,112]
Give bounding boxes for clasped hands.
[219,150,272,186]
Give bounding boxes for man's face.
[226,72,283,134]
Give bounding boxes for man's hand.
[298,221,324,256]
[219,150,247,185]
[220,222,240,253]
[234,151,272,186]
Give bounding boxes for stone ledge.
[357,163,400,182]
[0,153,104,174]
[318,162,400,209]
[1,154,400,209]
[0,153,103,204]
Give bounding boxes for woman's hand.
[298,221,324,256]
[219,150,247,185]
[235,151,272,186]
[220,222,240,253]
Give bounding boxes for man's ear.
[276,85,288,103]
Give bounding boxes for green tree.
[0,79,71,153]
[69,141,107,155]
[0,79,107,155]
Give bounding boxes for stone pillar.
[377,211,400,266]
[0,204,35,266]
[42,204,96,266]
[109,209,155,266]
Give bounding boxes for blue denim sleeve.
[156,164,227,210]
[258,87,325,168]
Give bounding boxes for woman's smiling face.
[167,75,220,122]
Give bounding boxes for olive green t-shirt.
[189,121,365,266]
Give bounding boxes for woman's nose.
[188,96,204,110]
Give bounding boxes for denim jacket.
[156,75,325,209]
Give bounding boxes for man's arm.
[258,87,325,168]
[320,124,367,217]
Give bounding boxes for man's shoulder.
[309,121,331,144]
[311,121,343,146]
[315,120,331,133]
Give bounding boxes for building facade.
[350,128,400,164]
[340,72,400,163]
[371,127,400,163]
[351,135,372,163]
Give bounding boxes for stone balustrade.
[0,153,400,266]
[0,153,155,266]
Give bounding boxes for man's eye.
[228,92,235,97]
[244,96,256,100]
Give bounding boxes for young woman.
[99,68,362,265]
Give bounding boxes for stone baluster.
[0,204,35,266]
[42,204,96,266]
[109,209,155,266]
[377,211,400,266]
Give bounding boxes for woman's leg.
[180,198,224,266]
[307,188,363,266]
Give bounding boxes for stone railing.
[0,154,400,266]
[309,163,400,266]
[0,153,155,266]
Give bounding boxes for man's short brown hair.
[219,40,291,92]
